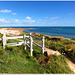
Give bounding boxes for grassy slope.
[31,33,75,62]
[0,32,74,74]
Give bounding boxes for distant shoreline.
[0,27,72,40]
[0,27,33,36]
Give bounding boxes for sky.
[0,1,75,27]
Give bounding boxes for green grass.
[0,33,3,37]
[45,36,75,62]
[0,45,45,74]
[0,53,44,73]
[0,42,73,74]
[7,39,21,43]
[43,55,72,74]
[0,32,74,74]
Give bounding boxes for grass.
[7,39,21,43]
[0,32,74,73]
[40,55,72,74]
[0,44,73,74]
[0,40,73,74]
[44,36,75,62]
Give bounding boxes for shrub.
[49,42,56,50]
[64,45,71,51]
[71,38,75,40]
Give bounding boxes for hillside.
[0,32,74,74]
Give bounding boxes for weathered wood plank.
[26,44,30,48]
[3,33,6,49]
[6,36,29,40]
[42,36,45,54]
[24,35,26,50]
[6,36,23,39]
[6,42,24,46]
[26,37,30,40]
[33,41,42,48]
[30,37,33,56]
[6,41,29,46]
[0,38,2,40]
[31,35,42,40]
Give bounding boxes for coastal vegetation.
[31,32,75,63]
[45,36,75,62]
[0,32,74,73]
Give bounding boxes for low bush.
[71,38,75,40]
[45,37,75,62]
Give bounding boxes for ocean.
[23,27,75,39]
[8,26,75,39]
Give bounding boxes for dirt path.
[44,47,61,56]
[44,47,75,73]
[66,56,75,73]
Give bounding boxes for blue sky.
[0,1,75,27]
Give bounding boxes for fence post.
[24,34,26,50]
[42,36,45,54]
[29,32,31,38]
[3,33,6,49]
[29,33,33,49]
[30,36,33,56]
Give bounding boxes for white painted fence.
[30,33,45,54]
[2,32,45,56]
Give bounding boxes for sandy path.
[44,47,61,56]
[66,56,75,73]
[44,47,75,73]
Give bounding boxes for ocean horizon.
[3,26,75,39]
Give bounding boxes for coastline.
[23,28,71,40]
[0,27,71,40]
[0,27,32,36]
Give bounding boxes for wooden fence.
[2,33,45,56]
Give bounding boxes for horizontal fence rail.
[6,36,24,39]
[31,35,42,40]
[6,41,29,46]
[6,36,29,40]
[33,41,42,48]
[2,32,45,56]
[6,42,24,46]
[26,37,30,40]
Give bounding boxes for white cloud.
[50,17,60,20]
[45,17,48,18]
[0,18,20,24]
[0,18,35,25]
[38,19,43,21]
[0,9,12,13]
[12,13,17,15]
[26,16,31,20]
[10,19,20,24]
[22,20,35,24]
[0,18,10,23]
